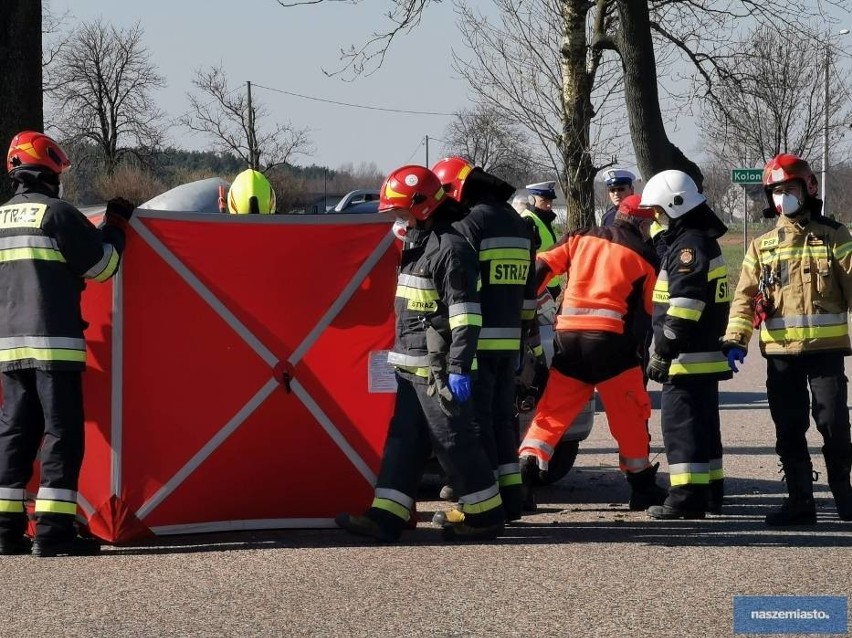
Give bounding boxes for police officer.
[0,131,132,557]
[642,170,732,520]
[518,194,667,511]
[432,157,537,521]
[601,169,636,227]
[520,181,561,299]
[335,165,505,542]
[723,154,852,525]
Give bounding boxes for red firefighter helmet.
[6,131,71,175]
[762,153,818,198]
[617,193,654,219]
[431,156,475,202]
[378,165,446,221]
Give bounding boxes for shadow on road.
[106,468,851,556]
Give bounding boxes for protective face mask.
[392,219,408,241]
[773,192,803,216]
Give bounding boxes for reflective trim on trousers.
[374,488,414,510]
[669,462,711,486]
[498,462,521,476]
[34,500,78,516]
[0,500,25,513]
[620,456,651,472]
[460,491,503,515]
[708,458,724,481]
[459,483,500,508]
[0,487,26,500]
[37,487,78,503]
[371,497,411,521]
[498,473,522,487]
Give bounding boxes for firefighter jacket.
[535,221,658,335]
[724,206,852,356]
[454,174,537,356]
[0,179,126,372]
[521,207,561,291]
[388,210,481,382]
[652,203,732,381]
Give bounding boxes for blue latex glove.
[726,346,746,373]
[448,373,472,403]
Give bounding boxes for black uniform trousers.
[471,355,521,518]
[660,376,722,510]
[376,374,504,527]
[766,352,852,477]
[0,369,84,542]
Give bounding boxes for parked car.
[332,189,380,214]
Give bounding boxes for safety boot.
[0,536,32,556]
[626,463,667,511]
[435,508,505,541]
[765,462,817,526]
[32,536,101,558]
[520,455,538,513]
[335,509,403,543]
[439,484,456,502]
[824,456,852,522]
[647,504,706,520]
[706,479,724,515]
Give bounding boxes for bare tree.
[441,105,538,188]
[702,26,851,170]
[49,20,166,172]
[276,0,848,222]
[181,66,313,173]
[0,0,43,202]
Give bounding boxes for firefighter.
[520,181,561,299]
[641,170,732,520]
[518,193,667,511]
[432,156,537,521]
[722,154,852,525]
[227,169,277,214]
[335,165,505,542]
[0,131,133,557]
[600,169,636,227]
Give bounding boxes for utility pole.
[821,29,850,212]
[246,80,258,170]
[425,135,430,167]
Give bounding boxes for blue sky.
[48,0,851,178]
[49,0,481,174]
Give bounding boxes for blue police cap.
[603,169,636,187]
[525,181,557,199]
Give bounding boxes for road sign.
[731,168,763,184]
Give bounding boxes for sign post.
[731,168,763,253]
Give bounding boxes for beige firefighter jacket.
[724,211,852,356]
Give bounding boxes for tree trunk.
[616,0,703,189]
[0,0,43,202]
[560,0,596,230]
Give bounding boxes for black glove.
[105,197,137,223]
[646,354,671,384]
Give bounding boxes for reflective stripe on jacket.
[521,209,560,289]
[454,200,536,354]
[536,223,657,334]
[389,216,481,380]
[652,224,732,381]
[724,212,852,356]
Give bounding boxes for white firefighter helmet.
[639,170,705,219]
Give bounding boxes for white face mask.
[392,219,408,241]
[773,192,803,216]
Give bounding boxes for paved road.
[5,349,851,637]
